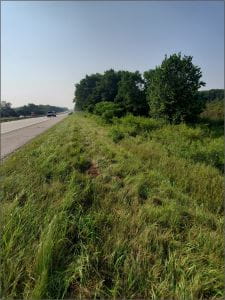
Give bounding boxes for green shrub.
[94,102,124,123]
[109,127,125,143]
[120,114,164,133]
[200,100,224,121]
[86,104,95,113]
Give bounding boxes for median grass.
[0,113,224,299]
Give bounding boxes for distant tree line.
[1,102,68,118]
[198,89,224,102]
[74,53,223,123]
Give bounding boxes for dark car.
[46,111,56,117]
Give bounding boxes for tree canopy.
[73,53,222,123]
[1,101,17,117]
[74,69,148,116]
[145,53,206,123]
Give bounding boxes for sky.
[1,1,224,109]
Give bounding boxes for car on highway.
[46,111,56,117]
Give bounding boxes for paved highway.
[1,114,68,159]
[1,116,52,134]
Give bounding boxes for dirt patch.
[87,161,100,177]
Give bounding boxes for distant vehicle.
[46,111,56,117]
[19,115,24,118]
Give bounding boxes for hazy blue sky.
[1,1,224,109]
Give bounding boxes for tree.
[74,70,122,112]
[198,89,224,102]
[15,104,67,116]
[94,69,121,103]
[74,73,102,111]
[1,101,17,117]
[145,53,206,123]
[115,71,148,115]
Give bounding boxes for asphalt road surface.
[1,114,68,159]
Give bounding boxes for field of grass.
[0,113,224,299]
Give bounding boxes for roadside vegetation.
[1,52,223,298]
[0,111,223,299]
[74,53,207,123]
[200,99,224,122]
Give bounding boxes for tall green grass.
[108,114,224,172]
[0,113,224,299]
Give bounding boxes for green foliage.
[1,101,17,117]
[115,71,148,115]
[15,103,68,116]
[198,89,224,102]
[74,73,102,111]
[94,101,124,123]
[106,114,224,172]
[73,54,213,124]
[92,69,122,103]
[74,69,148,116]
[145,53,205,123]
[120,114,165,133]
[200,99,224,121]
[109,127,125,143]
[0,102,66,118]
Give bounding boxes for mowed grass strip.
[0,113,223,299]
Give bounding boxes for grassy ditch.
[0,113,224,299]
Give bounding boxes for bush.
[109,127,125,143]
[120,114,164,133]
[86,104,95,113]
[200,100,224,121]
[94,102,124,123]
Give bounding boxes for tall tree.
[145,53,205,123]
[115,71,148,115]
[74,73,102,111]
[94,69,121,102]
[1,101,17,117]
